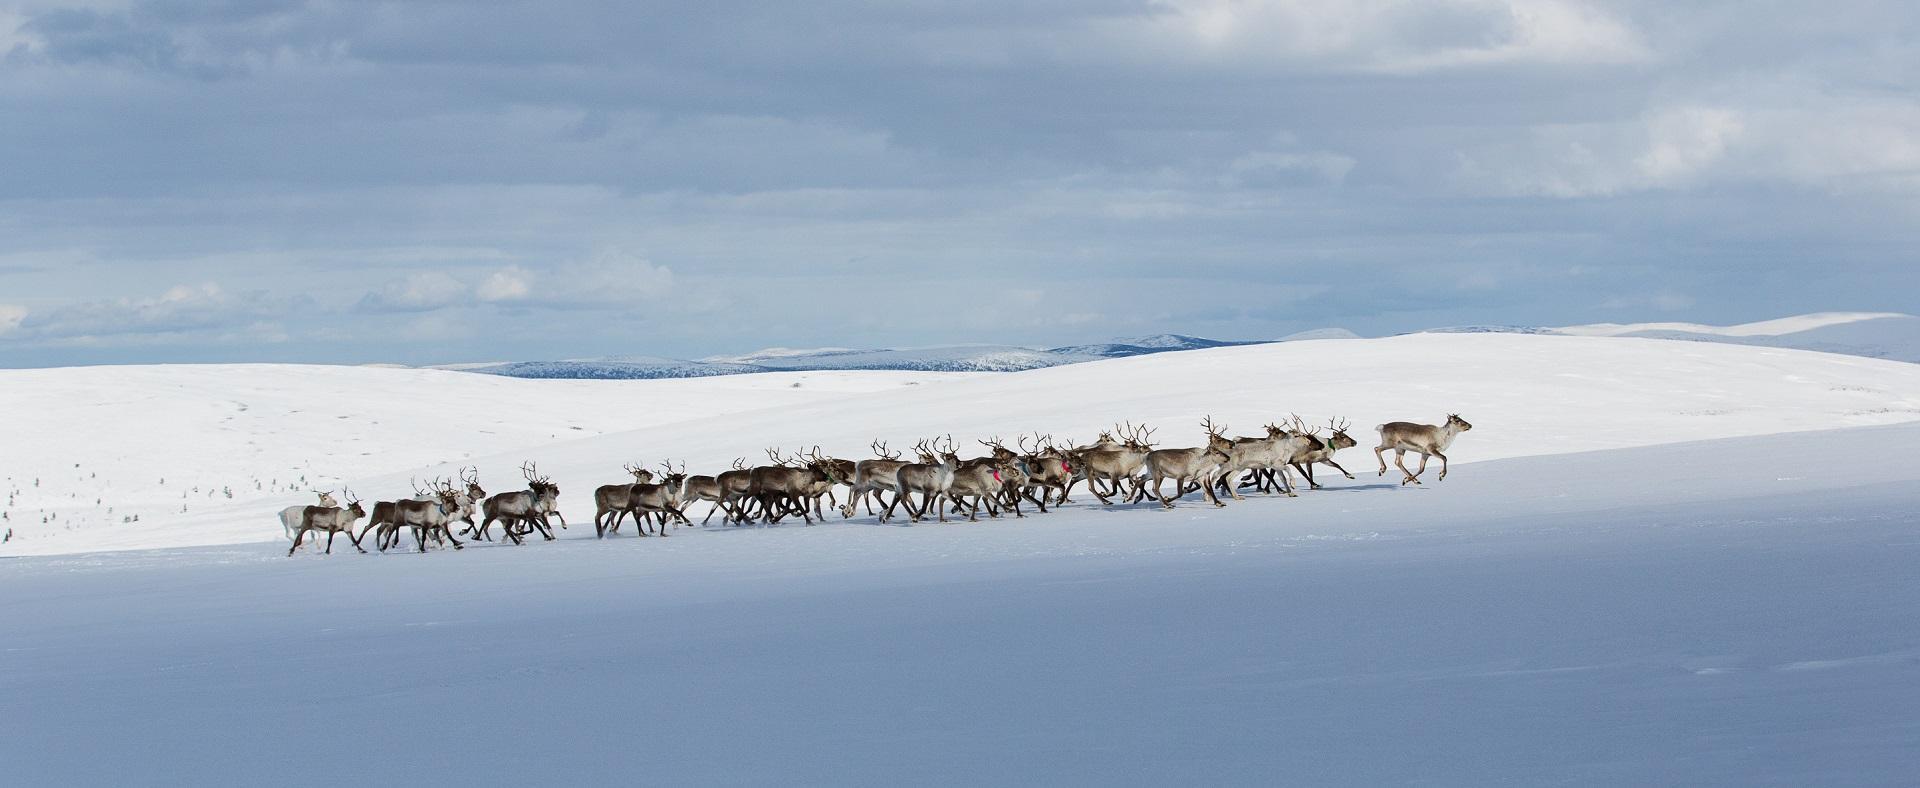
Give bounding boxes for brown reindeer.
[1134,417,1234,509]
[287,487,369,555]
[1375,414,1473,485]
[841,440,910,518]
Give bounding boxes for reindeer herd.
[284,413,1474,555]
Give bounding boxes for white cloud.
[1226,150,1357,186]
[0,303,26,335]
[356,270,469,313]
[476,251,673,309]
[1104,0,1650,73]
[476,266,534,303]
[1455,105,1746,197]
[4,282,295,346]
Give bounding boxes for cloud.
[1454,105,1746,198]
[4,282,295,346]
[476,251,673,309]
[0,303,25,335]
[1103,0,1650,73]
[355,270,469,313]
[475,266,534,304]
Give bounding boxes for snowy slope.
[1553,311,1911,337]
[6,332,1920,557]
[5,424,1918,785]
[1426,312,1920,363]
[0,365,970,554]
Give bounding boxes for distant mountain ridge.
[448,332,1328,380]
[444,312,1920,380]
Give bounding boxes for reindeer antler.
[341,486,358,505]
[1201,415,1225,438]
[872,439,900,460]
[1331,417,1350,434]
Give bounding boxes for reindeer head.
[1447,414,1473,432]
[314,490,339,507]
[521,461,557,497]
[1201,416,1233,454]
[911,439,938,464]
[342,487,366,518]
[659,460,688,487]
[799,448,846,483]
[460,466,486,499]
[1120,421,1156,451]
[936,434,960,465]
[979,436,1015,461]
[1328,418,1357,450]
[623,462,655,483]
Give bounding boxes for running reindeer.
[1375,414,1473,485]
[286,487,367,555]
[477,462,561,544]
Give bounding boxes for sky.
[1,0,1916,367]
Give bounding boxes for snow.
[4,423,1917,784]
[1276,327,1361,341]
[4,332,1920,783]
[0,364,969,555]
[9,333,1920,557]
[1554,311,1911,337]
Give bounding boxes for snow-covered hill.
[0,365,968,553]
[1421,312,1920,363]
[8,331,1920,784]
[1553,312,1920,363]
[6,332,1920,557]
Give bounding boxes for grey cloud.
[0,1,1914,365]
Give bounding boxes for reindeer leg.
[1397,451,1421,485]
[323,529,336,555]
[1376,445,1390,476]
[1301,462,1321,490]
[1433,451,1449,481]
[1202,475,1226,507]
[287,528,305,557]
[1325,458,1356,481]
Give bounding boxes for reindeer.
[1071,422,1155,505]
[1012,434,1076,511]
[882,437,959,523]
[374,467,484,550]
[841,440,911,519]
[795,447,850,522]
[279,490,338,548]
[679,463,730,527]
[593,463,656,537]
[286,488,368,555]
[1134,417,1234,509]
[1214,418,1324,499]
[622,461,693,536]
[391,479,468,552]
[1375,414,1473,485]
[479,462,559,543]
[1292,418,1359,489]
[945,455,1018,522]
[712,457,757,525]
[364,478,435,551]
[751,448,824,525]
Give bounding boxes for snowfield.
[4,333,1920,784]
